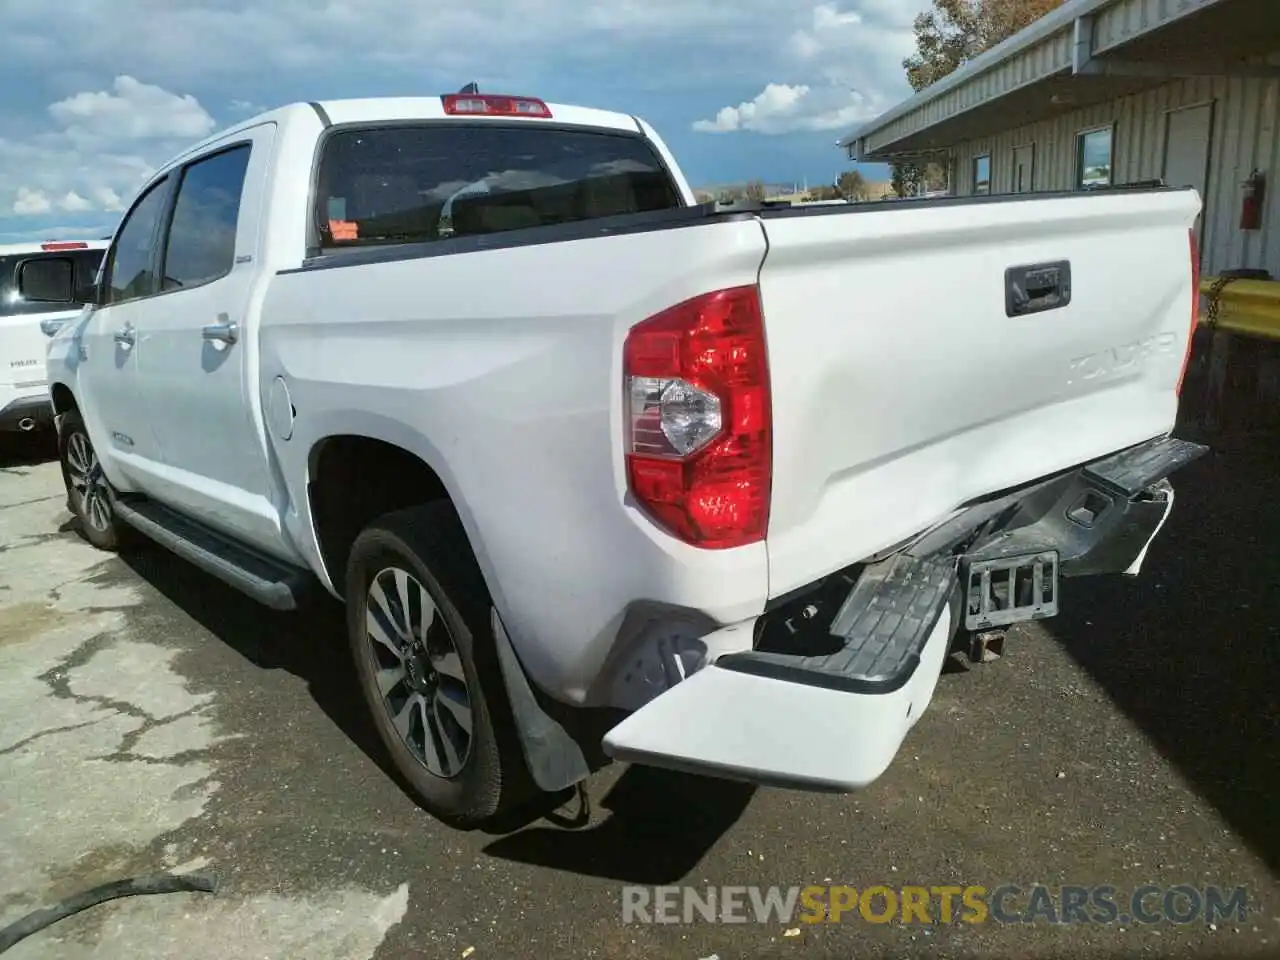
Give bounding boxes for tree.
[805,185,842,202]
[718,185,747,203]
[897,1,1062,195]
[836,170,869,201]
[891,163,922,198]
[744,180,767,202]
[904,0,1066,92]
[694,190,715,204]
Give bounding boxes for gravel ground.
[1,405,1276,959]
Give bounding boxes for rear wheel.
[58,409,129,551]
[346,503,525,826]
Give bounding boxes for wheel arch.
[49,381,78,418]
[304,430,501,611]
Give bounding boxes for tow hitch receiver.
[962,551,1059,631]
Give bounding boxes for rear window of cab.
[313,124,683,250]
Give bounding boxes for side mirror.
[17,257,75,303]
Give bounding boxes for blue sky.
[0,0,931,243]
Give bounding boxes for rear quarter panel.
[258,219,771,701]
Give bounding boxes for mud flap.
[601,603,954,792]
[492,610,591,793]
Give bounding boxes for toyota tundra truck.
[21,91,1206,826]
[1,240,106,434]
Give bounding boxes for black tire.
[345,502,524,827]
[57,409,130,551]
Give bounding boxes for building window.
[1077,126,1113,189]
[972,154,991,195]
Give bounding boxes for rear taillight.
[1176,228,1200,397]
[441,94,552,118]
[623,285,772,549]
[41,241,88,251]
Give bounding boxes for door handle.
[114,325,136,347]
[1004,260,1071,317]
[40,318,69,337]
[202,321,238,345]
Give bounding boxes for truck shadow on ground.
[1043,394,1280,877]
[480,767,757,883]
[113,544,754,884]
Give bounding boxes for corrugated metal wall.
[862,0,1236,156]
[1092,0,1224,52]
[863,29,1074,154]
[949,75,1280,276]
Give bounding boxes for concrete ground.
[1,420,1277,960]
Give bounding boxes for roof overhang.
[843,0,1280,162]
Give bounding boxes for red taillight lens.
[1176,228,1200,397]
[441,94,552,118]
[41,241,88,251]
[623,285,772,549]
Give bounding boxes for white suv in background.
[0,240,108,434]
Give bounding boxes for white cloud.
[2,76,216,221]
[49,75,216,144]
[693,82,882,135]
[12,187,51,216]
[0,1,930,97]
[696,1,931,136]
[59,191,94,212]
[0,0,936,228]
[91,187,126,213]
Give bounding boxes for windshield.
[314,123,683,249]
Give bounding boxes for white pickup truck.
[1,240,107,434]
[24,92,1206,826]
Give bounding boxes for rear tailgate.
[755,187,1202,598]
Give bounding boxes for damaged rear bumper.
[602,434,1206,790]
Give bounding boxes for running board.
[114,498,312,611]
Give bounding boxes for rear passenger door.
[134,124,284,556]
[76,177,173,490]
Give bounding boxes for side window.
[972,154,992,195]
[160,145,251,292]
[103,178,168,305]
[1076,127,1114,189]
[73,249,106,293]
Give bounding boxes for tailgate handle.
[1005,261,1071,317]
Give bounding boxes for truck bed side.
[258,214,773,703]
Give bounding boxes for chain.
[1202,275,1237,328]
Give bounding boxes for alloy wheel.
[65,431,112,532]
[364,566,474,778]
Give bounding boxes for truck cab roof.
[168,96,650,175]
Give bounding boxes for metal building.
[840,0,1280,277]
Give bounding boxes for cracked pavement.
[1,427,1278,959]
[0,448,408,959]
